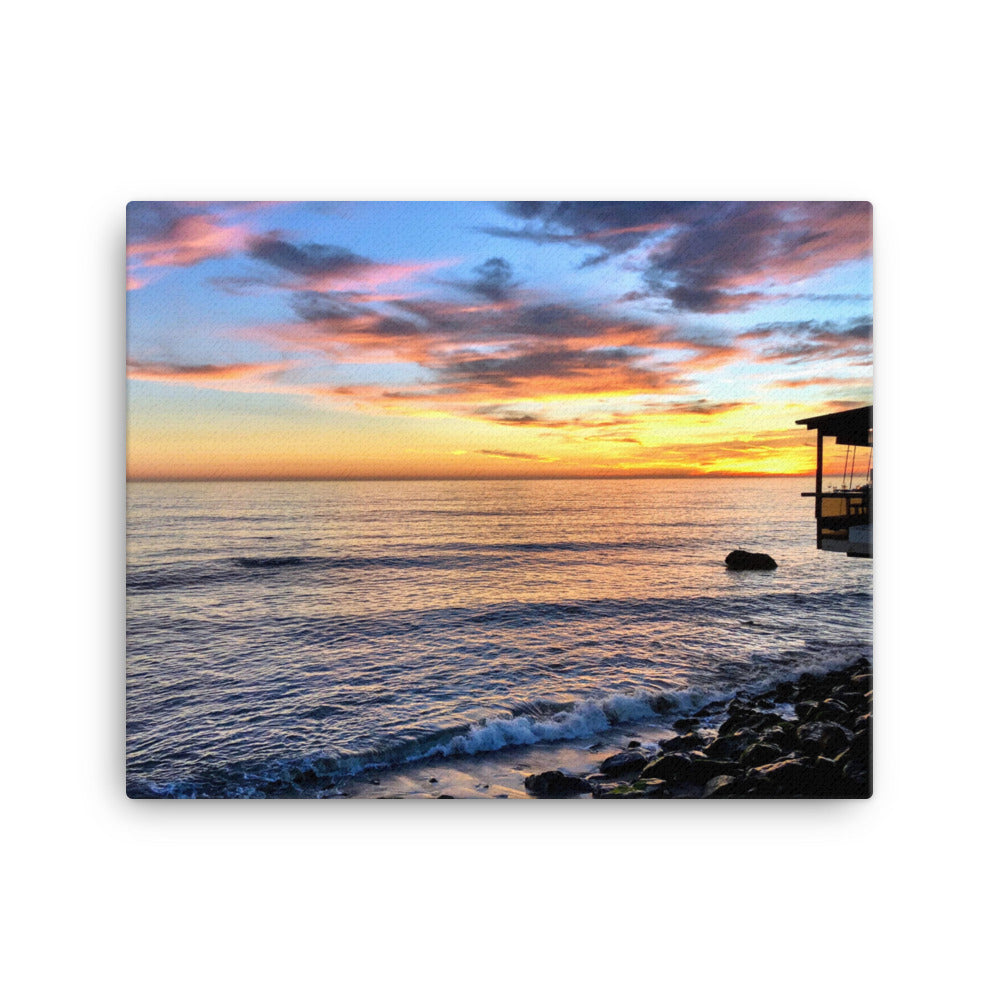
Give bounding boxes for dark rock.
[428,777,438,783]
[852,656,872,669]
[739,742,784,768]
[758,723,798,751]
[650,695,676,715]
[524,771,593,798]
[599,750,649,777]
[640,753,693,782]
[703,774,740,798]
[641,752,732,784]
[437,794,454,799]
[658,733,706,753]
[672,717,701,733]
[796,721,854,757]
[703,731,758,761]
[773,681,795,701]
[747,759,841,797]
[719,710,783,736]
[627,740,642,749]
[813,698,853,724]
[795,700,821,721]
[725,549,777,571]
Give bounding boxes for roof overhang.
[795,405,872,447]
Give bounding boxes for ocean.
[126,477,873,798]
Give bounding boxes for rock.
[796,721,854,757]
[813,699,853,724]
[672,717,701,733]
[795,700,820,721]
[627,740,642,749]
[428,777,438,783]
[640,753,693,782]
[719,710,783,736]
[641,752,732,784]
[599,750,649,777]
[437,794,454,799]
[703,774,740,798]
[524,771,593,798]
[725,549,777,571]
[703,731,758,761]
[658,733,706,753]
[739,742,784,768]
[758,723,797,751]
[772,681,795,701]
[747,759,835,797]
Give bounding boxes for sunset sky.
[126,201,872,480]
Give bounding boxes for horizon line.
[127,472,815,483]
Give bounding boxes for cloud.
[739,317,872,364]
[126,359,293,388]
[642,202,872,313]
[658,399,748,416]
[445,257,520,302]
[126,203,250,277]
[485,201,872,314]
[478,449,555,462]
[245,234,447,291]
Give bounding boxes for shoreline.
[325,658,872,800]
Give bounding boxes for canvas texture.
[126,201,873,799]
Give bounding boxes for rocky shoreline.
[524,658,872,799]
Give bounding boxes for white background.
[5,2,996,997]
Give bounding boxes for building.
[796,405,872,557]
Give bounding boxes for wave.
[126,642,871,798]
[126,537,700,592]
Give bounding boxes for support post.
[815,431,824,549]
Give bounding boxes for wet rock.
[703,731,758,761]
[703,774,740,798]
[640,753,693,782]
[772,681,795,701]
[739,742,784,768]
[758,723,797,752]
[695,698,729,717]
[719,710,783,736]
[428,777,438,783]
[599,750,649,777]
[725,549,777,571]
[796,721,854,757]
[672,717,701,733]
[627,740,642,749]
[641,752,732,784]
[795,700,821,721]
[747,759,835,797]
[813,699,853,724]
[658,733,706,753]
[524,771,593,798]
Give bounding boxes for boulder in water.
[725,549,777,571]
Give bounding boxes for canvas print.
[126,201,873,799]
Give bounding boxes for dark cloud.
[661,400,748,416]
[486,201,705,257]
[289,291,374,323]
[248,235,373,276]
[438,346,662,392]
[446,257,519,302]
[478,449,553,461]
[739,317,873,364]
[486,201,872,315]
[126,202,193,245]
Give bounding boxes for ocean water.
[126,478,873,797]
